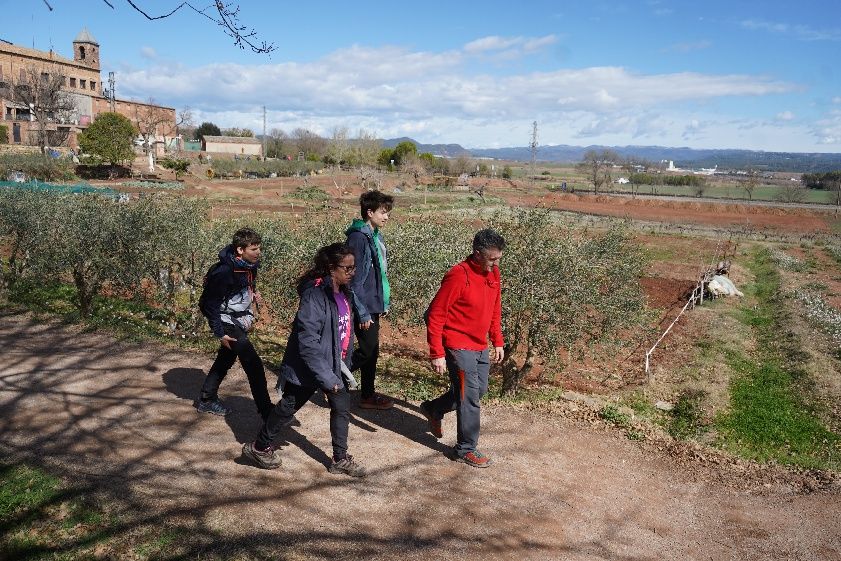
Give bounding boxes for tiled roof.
[203,136,261,144]
[74,28,98,45]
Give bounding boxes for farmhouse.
[202,135,262,157]
[0,28,175,153]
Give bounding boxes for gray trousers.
[427,348,490,456]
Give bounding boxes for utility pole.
[262,105,266,158]
[530,121,538,186]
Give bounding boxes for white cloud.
[139,46,157,59]
[741,20,841,41]
[463,34,557,58]
[833,96,841,104]
[776,111,795,121]
[812,109,841,145]
[682,119,712,141]
[118,43,809,150]
[464,36,521,53]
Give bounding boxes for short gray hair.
[472,228,506,253]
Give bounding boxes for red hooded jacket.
[426,256,504,359]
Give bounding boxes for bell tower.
[73,28,100,70]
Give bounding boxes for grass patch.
[668,389,708,439]
[5,278,217,351]
[377,355,450,403]
[0,461,189,561]
[600,404,631,427]
[715,248,841,470]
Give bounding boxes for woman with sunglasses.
[242,242,365,477]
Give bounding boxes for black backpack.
[197,261,228,318]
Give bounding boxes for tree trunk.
[4,234,23,290]
[72,267,95,317]
[500,344,536,397]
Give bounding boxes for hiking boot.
[328,455,367,477]
[455,450,494,468]
[419,401,443,438]
[196,399,231,416]
[358,394,393,410]
[241,442,282,469]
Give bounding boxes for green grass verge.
[0,461,186,560]
[714,248,841,470]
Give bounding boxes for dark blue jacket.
[346,221,386,321]
[200,245,259,338]
[279,276,355,391]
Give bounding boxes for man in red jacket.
[420,229,505,468]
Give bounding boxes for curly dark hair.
[297,243,354,290]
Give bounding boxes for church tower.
[73,28,100,69]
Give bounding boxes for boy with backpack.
[345,191,395,410]
[196,227,273,419]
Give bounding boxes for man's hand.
[493,346,505,364]
[253,291,263,305]
[220,334,237,350]
[430,357,447,374]
[359,320,373,330]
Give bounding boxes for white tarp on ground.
[708,275,743,297]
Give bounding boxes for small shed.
[202,135,262,156]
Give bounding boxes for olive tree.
[0,188,59,290]
[489,209,650,395]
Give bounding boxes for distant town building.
[202,135,262,157]
[0,28,175,153]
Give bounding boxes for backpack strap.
[457,262,470,287]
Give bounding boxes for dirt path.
[1,311,839,560]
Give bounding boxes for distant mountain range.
[382,137,841,173]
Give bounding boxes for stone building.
[202,135,262,157]
[0,28,175,153]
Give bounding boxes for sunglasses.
[337,264,356,273]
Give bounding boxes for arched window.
[79,46,86,60]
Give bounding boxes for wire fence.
[644,240,735,379]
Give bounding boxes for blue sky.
[2,0,840,152]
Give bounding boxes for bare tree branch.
[100,1,275,54]
[10,66,77,153]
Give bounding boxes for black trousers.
[352,313,380,399]
[256,381,351,460]
[200,323,272,419]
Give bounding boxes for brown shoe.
[328,454,367,477]
[359,394,393,410]
[242,442,282,470]
[419,401,443,438]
